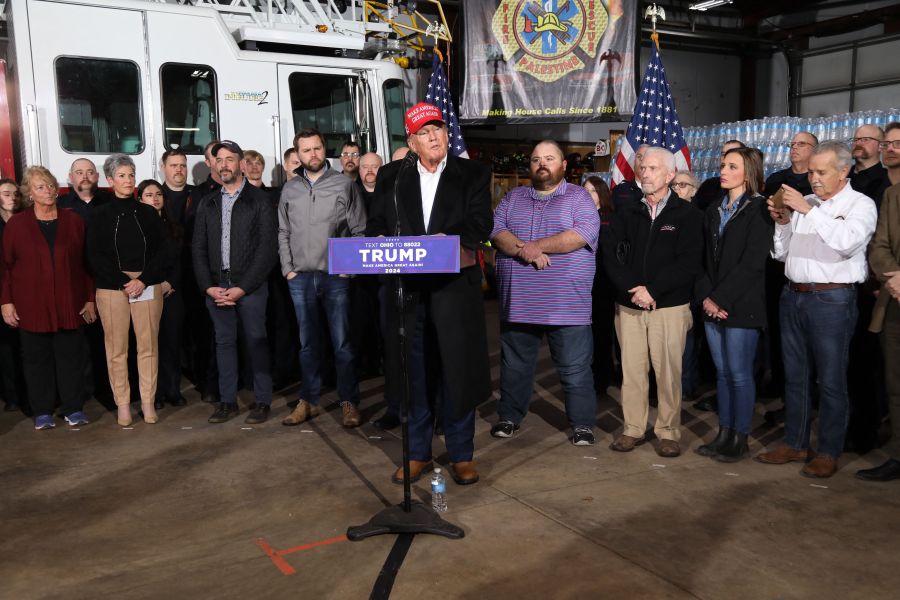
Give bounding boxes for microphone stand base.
[347,502,464,541]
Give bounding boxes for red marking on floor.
[256,535,349,575]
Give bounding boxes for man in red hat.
[366,103,493,486]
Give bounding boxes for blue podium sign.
[328,236,461,275]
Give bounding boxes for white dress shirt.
[772,180,877,283]
[417,156,447,232]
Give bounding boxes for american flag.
[424,53,468,158]
[611,43,690,187]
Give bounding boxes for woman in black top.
[87,155,166,426]
[586,176,617,395]
[695,147,773,462]
[0,178,28,414]
[138,179,186,410]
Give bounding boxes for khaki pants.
[95,273,164,406]
[615,303,692,441]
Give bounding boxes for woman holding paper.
[87,154,166,426]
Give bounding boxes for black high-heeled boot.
[696,427,733,457]
[714,432,749,463]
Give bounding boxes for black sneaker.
[490,420,520,438]
[208,403,239,424]
[245,404,271,424]
[572,427,595,446]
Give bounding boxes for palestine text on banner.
[611,42,690,188]
[328,236,461,275]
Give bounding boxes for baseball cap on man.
[404,103,445,135]
[211,140,244,158]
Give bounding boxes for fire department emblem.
[492,0,609,83]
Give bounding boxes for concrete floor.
[2,300,898,600]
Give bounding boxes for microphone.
[393,150,418,237]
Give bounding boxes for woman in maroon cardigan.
[0,166,96,430]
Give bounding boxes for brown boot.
[341,402,361,428]
[281,400,320,426]
[609,434,645,452]
[754,445,814,464]
[450,461,480,485]
[801,454,838,478]
[391,460,433,484]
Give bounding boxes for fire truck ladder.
[148,1,451,55]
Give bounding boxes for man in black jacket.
[192,140,278,424]
[603,147,704,458]
[367,103,493,486]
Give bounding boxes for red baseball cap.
[404,102,445,135]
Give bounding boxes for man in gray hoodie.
[278,128,367,428]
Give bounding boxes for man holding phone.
[757,141,877,478]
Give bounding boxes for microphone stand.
[347,152,464,541]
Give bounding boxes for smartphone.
[772,188,785,209]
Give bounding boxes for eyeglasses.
[788,142,814,149]
[340,152,360,158]
[879,140,900,150]
[848,137,880,145]
[671,182,696,189]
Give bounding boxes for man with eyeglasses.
[845,125,889,455]
[279,128,366,428]
[612,143,650,211]
[340,141,361,182]
[880,122,900,188]
[694,140,745,212]
[859,121,900,481]
[366,103,492,486]
[58,158,115,412]
[849,125,888,209]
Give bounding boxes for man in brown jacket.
[859,180,900,481]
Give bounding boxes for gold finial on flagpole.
[644,3,666,49]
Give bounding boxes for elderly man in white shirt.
[755,141,877,478]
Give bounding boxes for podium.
[328,235,465,541]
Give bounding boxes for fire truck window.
[383,79,407,156]
[55,58,143,154]
[161,64,218,154]
[287,72,374,157]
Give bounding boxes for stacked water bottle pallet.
[683,109,900,182]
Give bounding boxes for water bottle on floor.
[431,468,447,513]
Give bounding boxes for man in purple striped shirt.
[490,141,602,445]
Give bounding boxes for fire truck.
[0,0,443,185]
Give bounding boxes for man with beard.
[366,103,492,485]
[340,141,361,182]
[357,152,382,211]
[603,147,703,458]
[490,141,601,445]
[57,158,114,411]
[160,149,194,224]
[849,124,889,208]
[846,124,889,453]
[192,140,277,424]
[279,128,366,428]
[58,158,111,223]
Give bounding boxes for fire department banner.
[461,0,637,124]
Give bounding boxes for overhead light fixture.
[689,0,733,10]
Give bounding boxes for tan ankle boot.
[141,403,158,424]
[117,405,133,427]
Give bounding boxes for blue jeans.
[499,322,597,429]
[704,322,760,434]
[780,286,857,458]
[288,272,359,405]
[206,280,272,405]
